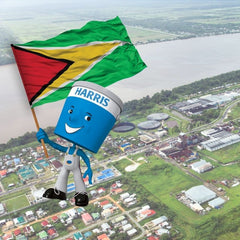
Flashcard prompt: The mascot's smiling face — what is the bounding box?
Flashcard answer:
[54,84,119,153]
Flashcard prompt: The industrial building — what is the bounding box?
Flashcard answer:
[137,120,161,130]
[147,113,169,121]
[112,122,135,132]
[185,185,216,204]
[200,128,240,151]
[171,91,240,116]
[200,92,240,105]
[191,159,213,173]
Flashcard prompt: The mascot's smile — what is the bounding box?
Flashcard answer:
[65,123,83,134]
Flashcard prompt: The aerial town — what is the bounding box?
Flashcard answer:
[1,85,240,240]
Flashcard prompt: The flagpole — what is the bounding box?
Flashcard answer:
[31,108,49,158]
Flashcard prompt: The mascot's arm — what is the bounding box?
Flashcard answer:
[78,149,93,184]
[36,128,68,153]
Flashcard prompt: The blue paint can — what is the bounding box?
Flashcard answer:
[54,81,123,153]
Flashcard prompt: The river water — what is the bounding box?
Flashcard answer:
[1,33,240,142]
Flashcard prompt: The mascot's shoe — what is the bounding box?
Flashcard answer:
[74,192,89,206]
[43,188,66,200]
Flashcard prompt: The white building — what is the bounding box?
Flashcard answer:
[122,223,132,232]
[0,203,5,215]
[127,228,137,236]
[191,160,213,173]
[120,192,130,200]
[185,185,216,204]
[32,188,46,203]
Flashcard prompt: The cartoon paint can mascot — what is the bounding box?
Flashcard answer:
[37,81,123,206]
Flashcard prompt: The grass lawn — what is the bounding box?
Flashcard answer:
[3,194,30,212]
[1,173,21,190]
[200,142,240,163]
[125,155,240,239]
[197,164,240,182]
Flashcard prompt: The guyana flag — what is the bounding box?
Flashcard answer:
[11,16,146,108]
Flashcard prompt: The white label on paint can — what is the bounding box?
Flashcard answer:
[69,86,121,118]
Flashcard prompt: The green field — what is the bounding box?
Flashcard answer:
[1,173,21,190]
[201,142,240,164]
[3,194,30,212]
[117,154,240,239]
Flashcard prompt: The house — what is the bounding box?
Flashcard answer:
[101,222,111,232]
[76,207,85,215]
[97,233,110,240]
[2,233,13,240]
[47,228,58,239]
[67,208,77,219]
[25,210,35,221]
[15,235,27,240]
[120,192,130,200]
[122,223,132,232]
[51,160,62,171]
[90,190,98,198]
[59,200,67,208]
[103,204,113,210]
[100,200,109,208]
[98,187,106,195]
[82,213,93,225]
[32,188,46,203]
[23,225,35,237]
[111,188,123,195]
[13,216,26,226]
[41,220,50,228]
[36,208,47,218]
[13,229,21,237]
[51,215,59,223]
[101,208,113,218]
[73,232,84,240]
[155,228,169,236]
[0,203,5,214]
[127,228,137,237]
[84,231,92,238]
[0,170,7,178]
[147,236,159,240]
[38,231,48,240]
[91,212,100,221]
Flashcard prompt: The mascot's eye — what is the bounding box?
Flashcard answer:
[85,115,91,121]
[68,109,73,114]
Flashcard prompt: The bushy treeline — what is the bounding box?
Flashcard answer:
[2,69,240,151]
[0,127,55,153]
[123,69,240,115]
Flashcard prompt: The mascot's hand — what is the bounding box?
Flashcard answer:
[83,168,93,184]
[36,128,50,143]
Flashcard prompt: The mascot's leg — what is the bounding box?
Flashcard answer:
[72,168,89,206]
[43,167,69,200]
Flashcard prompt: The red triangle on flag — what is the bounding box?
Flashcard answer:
[11,45,72,105]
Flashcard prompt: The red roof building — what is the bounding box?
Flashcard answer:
[2,233,13,240]
[98,187,106,194]
[147,236,159,240]
[0,170,7,177]
[100,200,109,207]
[51,215,59,222]
[13,229,21,236]
[41,220,49,227]
[97,234,110,240]
[111,188,123,194]
[81,213,93,225]
[48,228,58,238]
[51,160,62,170]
